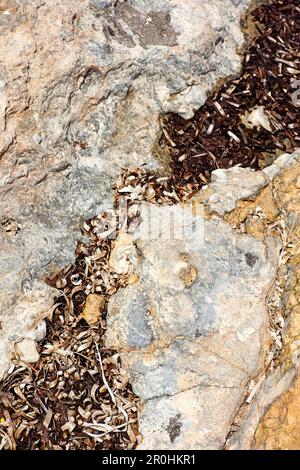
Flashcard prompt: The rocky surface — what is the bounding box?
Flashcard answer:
[104,202,279,449]
[104,150,300,449]
[226,150,300,450]
[1,0,300,452]
[198,151,300,216]
[0,0,251,378]
[253,374,300,450]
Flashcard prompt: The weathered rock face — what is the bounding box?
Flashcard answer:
[254,374,300,450]
[0,0,251,377]
[2,0,299,452]
[104,202,279,449]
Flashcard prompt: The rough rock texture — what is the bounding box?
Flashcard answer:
[2,0,300,451]
[224,151,300,450]
[103,151,300,449]
[198,151,300,216]
[254,374,300,450]
[0,0,251,378]
[226,367,297,449]
[104,202,279,449]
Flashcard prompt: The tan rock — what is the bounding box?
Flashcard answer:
[109,233,136,275]
[82,294,105,326]
[254,374,300,450]
[253,159,300,449]
[127,273,139,285]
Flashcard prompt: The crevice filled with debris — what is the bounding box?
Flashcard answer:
[0,0,299,450]
[160,0,299,191]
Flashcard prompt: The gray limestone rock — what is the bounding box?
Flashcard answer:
[104,203,280,448]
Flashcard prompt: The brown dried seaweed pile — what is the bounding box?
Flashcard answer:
[0,0,299,451]
[160,0,300,191]
[0,221,140,450]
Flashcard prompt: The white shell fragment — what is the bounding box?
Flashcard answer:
[241,106,272,132]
